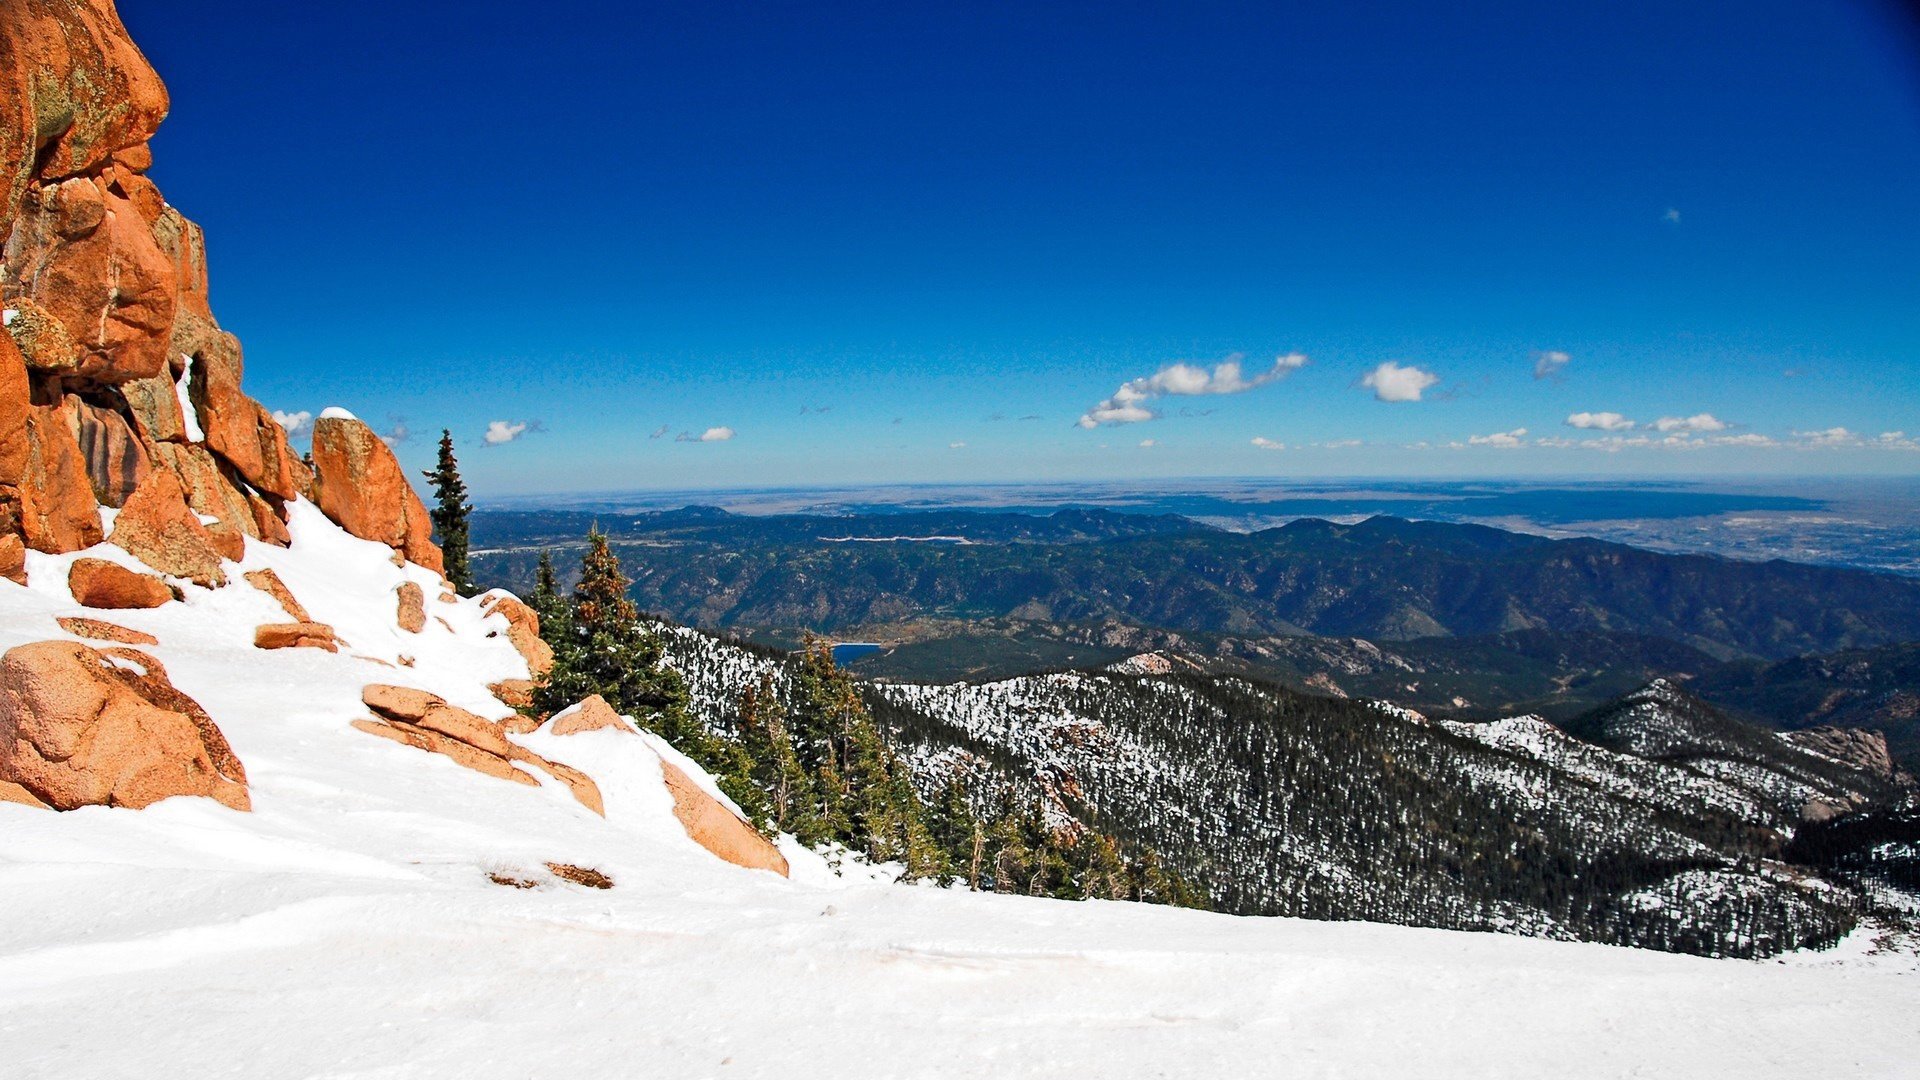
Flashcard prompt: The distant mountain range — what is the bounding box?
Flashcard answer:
[476,509,1920,660]
[473,507,1920,767]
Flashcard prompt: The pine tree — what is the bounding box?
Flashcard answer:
[422,430,473,594]
[530,551,570,637]
[533,530,718,765]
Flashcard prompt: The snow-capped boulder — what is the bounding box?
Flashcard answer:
[309,415,442,573]
[0,640,248,811]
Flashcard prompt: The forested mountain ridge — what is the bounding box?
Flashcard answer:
[474,513,1920,661]
[658,622,1916,959]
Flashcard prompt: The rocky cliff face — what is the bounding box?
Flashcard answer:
[0,0,441,575]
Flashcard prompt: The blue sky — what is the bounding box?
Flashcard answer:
[124,1,1920,493]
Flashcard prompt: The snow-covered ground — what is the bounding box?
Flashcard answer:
[1,504,1915,1079]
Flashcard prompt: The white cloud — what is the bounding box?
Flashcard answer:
[1319,438,1363,449]
[1078,353,1308,427]
[1533,351,1571,380]
[1663,208,1682,224]
[1359,361,1439,403]
[1467,427,1528,448]
[1877,431,1920,452]
[1793,427,1859,448]
[1250,436,1286,451]
[271,409,312,434]
[1565,411,1634,431]
[1651,413,1727,433]
[483,420,528,445]
[1138,439,1156,448]
[948,441,967,449]
[699,427,736,442]
[649,424,669,439]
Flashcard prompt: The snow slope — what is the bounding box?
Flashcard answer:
[0,506,1916,1079]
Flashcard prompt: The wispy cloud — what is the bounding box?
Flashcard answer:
[1359,361,1439,403]
[382,417,412,446]
[1566,411,1634,431]
[1078,353,1308,428]
[1662,207,1682,224]
[948,441,967,449]
[1533,350,1571,381]
[1250,436,1286,451]
[1318,438,1363,449]
[649,424,669,439]
[1138,439,1156,448]
[1467,427,1528,448]
[1792,427,1858,447]
[1651,413,1727,433]
[675,426,735,443]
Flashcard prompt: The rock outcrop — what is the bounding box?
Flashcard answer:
[0,0,442,575]
[243,568,311,622]
[542,694,788,876]
[357,684,602,814]
[0,640,248,811]
[481,592,552,677]
[107,469,228,587]
[657,758,790,877]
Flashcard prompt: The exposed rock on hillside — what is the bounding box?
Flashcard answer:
[310,415,442,574]
[0,0,442,575]
[68,556,171,608]
[0,639,248,810]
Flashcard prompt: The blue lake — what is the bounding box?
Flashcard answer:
[831,642,886,665]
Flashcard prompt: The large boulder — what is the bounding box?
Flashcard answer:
[0,640,248,811]
[68,556,171,609]
[107,468,227,587]
[309,415,442,573]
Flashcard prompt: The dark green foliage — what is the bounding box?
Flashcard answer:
[532,532,726,774]
[421,430,473,594]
